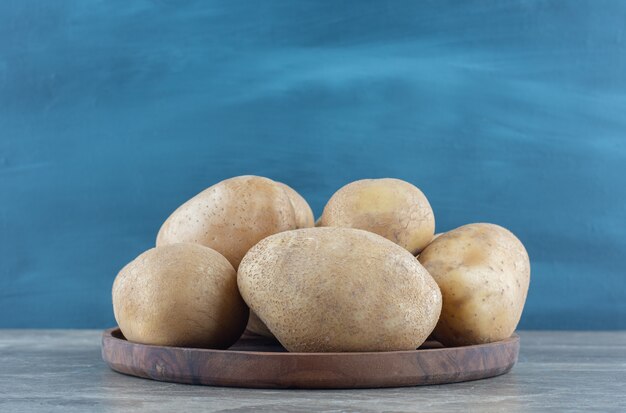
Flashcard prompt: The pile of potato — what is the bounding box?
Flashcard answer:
[112,175,530,351]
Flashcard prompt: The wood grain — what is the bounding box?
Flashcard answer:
[101,328,519,389]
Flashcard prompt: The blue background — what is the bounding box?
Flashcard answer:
[1,1,624,329]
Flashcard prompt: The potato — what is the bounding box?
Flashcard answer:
[276,182,314,229]
[112,243,248,348]
[238,227,442,352]
[319,178,435,254]
[244,183,315,338]
[157,175,297,269]
[416,233,443,259]
[418,223,530,346]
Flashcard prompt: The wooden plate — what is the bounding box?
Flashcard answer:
[101,328,518,389]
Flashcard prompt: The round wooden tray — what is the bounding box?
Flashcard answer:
[102,328,519,389]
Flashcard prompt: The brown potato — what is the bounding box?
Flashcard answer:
[416,233,444,259]
[418,223,530,346]
[156,175,296,269]
[238,227,442,352]
[112,243,248,348]
[276,182,315,229]
[319,178,435,254]
[244,183,314,338]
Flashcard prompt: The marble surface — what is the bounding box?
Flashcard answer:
[0,330,624,412]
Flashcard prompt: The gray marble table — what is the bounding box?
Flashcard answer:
[0,330,624,412]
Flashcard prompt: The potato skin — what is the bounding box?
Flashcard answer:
[276,182,315,229]
[319,178,435,254]
[243,182,314,338]
[112,243,248,348]
[157,175,297,269]
[418,223,530,346]
[416,233,443,259]
[237,227,442,352]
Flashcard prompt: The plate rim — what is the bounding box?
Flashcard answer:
[102,327,519,356]
[102,327,520,389]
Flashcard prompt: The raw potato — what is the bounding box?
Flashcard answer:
[157,175,297,269]
[112,243,248,348]
[418,223,530,346]
[416,233,443,259]
[319,178,435,254]
[238,227,442,352]
[245,183,313,337]
[276,182,315,229]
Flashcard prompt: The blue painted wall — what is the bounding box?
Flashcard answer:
[1,1,625,329]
